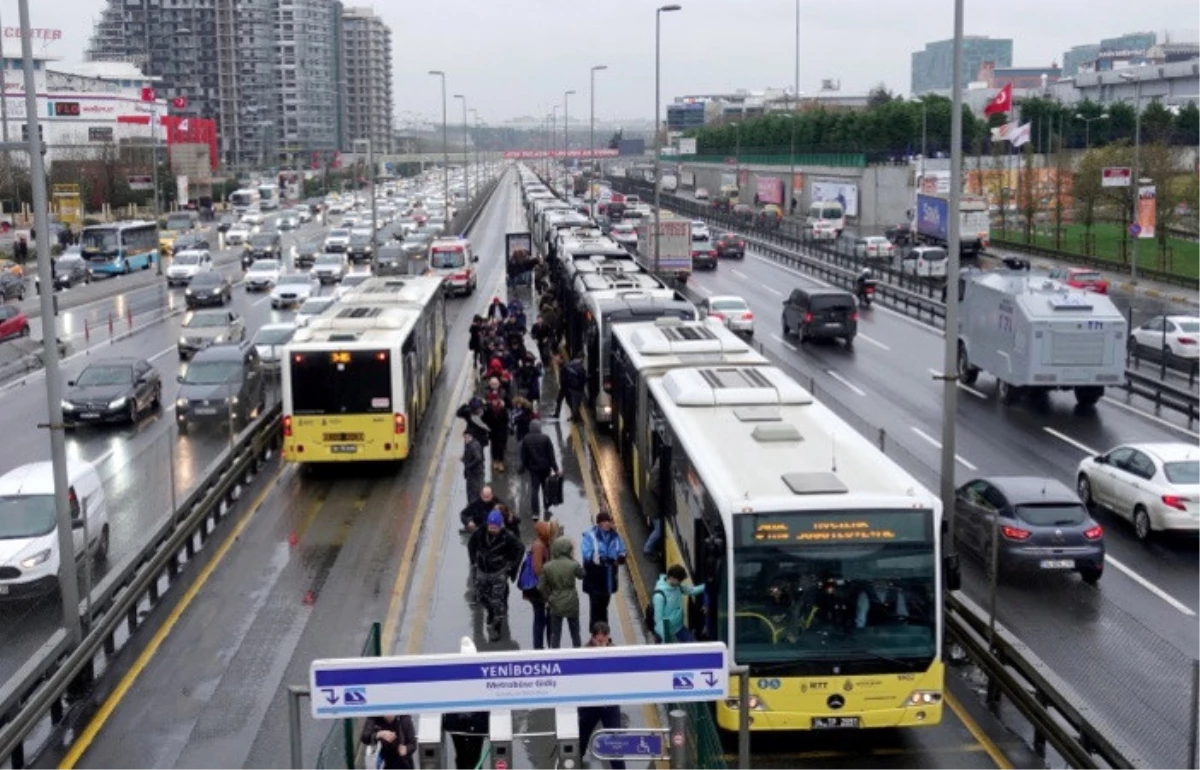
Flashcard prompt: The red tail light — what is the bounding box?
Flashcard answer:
[803,312,813,323]
[850,311,859,322]
[711,312,725,320]
[1001,525,1031,540]
[865,285,875,295]
[1162,494,1189,511]
[737,240,745,247]
[1177,337,1197,346]
[691,251,700,257]
[1084,525,1103,540]
[742,312,754,320]
[283,415,293,437]
[394,413,407,434]
[707,251,717,257]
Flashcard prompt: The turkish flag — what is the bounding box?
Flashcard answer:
[983,83,1012,117]
[140,87,156,102]
[172,96,187,110]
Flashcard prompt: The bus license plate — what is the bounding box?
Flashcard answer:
[812,717,859,729]
[194,407,217,415]
[1039,559,1075,569]
[331,444,358,454]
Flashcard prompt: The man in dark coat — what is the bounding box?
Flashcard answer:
[468,510,524,641]
[518,419,559,520]
[360,714,417,769]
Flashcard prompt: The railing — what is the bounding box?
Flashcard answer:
[990,236,1198,291]
[314,622,382,769]
[0,405,283,769]
[1123,370,1200,428]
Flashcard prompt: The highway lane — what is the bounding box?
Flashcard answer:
[688,249,1199,768]
[57,171,509,769]
[0,219,335,684]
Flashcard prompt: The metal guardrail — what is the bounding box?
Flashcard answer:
[0,404,283,769]
[990,237,1198,291]
[946,592,1143,768]
[1123,370,1200,428]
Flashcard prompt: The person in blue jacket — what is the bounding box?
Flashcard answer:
[653,564,705,643]
[581,511,627,628]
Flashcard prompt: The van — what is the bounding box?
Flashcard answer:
[0,460,109,598]
[175,341,266,433]
[781,287,857,347]
[902,246,948,278]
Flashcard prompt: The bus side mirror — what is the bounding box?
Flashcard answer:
[943,553,962,592]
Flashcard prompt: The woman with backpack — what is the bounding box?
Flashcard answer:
[519,520,560,649]
[650,564,705,643]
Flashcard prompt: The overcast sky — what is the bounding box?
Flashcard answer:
[13,0,1200,125]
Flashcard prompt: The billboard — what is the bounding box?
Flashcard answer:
[616,138,646,156]
[1102,167,1132,187]
[502,149,619,159]
[681,170,695,187]
[1137,185,1156,239]
[918,170,951,195]
[678,138,697,155]
[810,181,859,217]
[756,177,784,205]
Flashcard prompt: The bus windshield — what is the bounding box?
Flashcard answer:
[728,510,936,675]
[289,350,393,415]
[81,229,119,255]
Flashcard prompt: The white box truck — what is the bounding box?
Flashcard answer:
[956,270,1127,407]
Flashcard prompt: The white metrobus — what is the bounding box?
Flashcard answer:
[616,361,953,733]
[338,275,447,376]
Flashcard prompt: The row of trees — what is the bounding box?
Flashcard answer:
[683,90,1200,160]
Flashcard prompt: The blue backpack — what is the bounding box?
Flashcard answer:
[516,546,538,591]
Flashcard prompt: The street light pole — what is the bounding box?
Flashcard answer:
[590,65,607,175]
[1121,69,1144,282]
[551,104,559,185]
[470,108,480,201]
[788,0,798,213]
[454,94,469,202]
[428,70,449,215]
[653,4,682,277]
[1074,112,1109,150]
[563,89,576,170]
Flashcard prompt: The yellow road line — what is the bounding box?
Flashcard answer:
[946,690,1012,769]
[729,741,992,762]
[60,463,294,769]
[403,457,459,656]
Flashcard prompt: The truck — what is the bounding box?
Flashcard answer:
[956,268,1127,408]
[914,193,989,258]
[661,174,678,192]
[635,217,692,282]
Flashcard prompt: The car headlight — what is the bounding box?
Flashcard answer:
[61,400,74,411]
[21,548,52,569]
[108,397,127,410]
[213,335,225,344]
[185,289,193,295]
[179,336,187,345]
[176,398,188,409]
[227,395,239,405]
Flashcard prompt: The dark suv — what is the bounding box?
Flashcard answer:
[243,232,283,269]
[175,342,265,434]
[715,232,745,259]
[781,287,857,347]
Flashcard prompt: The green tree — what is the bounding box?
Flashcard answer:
[607,129,623,150]
[1174,102,1200,147]
[866,84,895,109]
[1073,143,1131,247]
[1140,100,1175,144]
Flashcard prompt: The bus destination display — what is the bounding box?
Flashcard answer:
[739,511,929,545]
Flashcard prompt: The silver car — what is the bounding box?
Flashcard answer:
[311,254,349,284]
[699,295,754,336]
[252,323,296,370]
[178,309,246,360]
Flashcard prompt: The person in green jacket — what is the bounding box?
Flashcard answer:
[653,564,705,643]
[537,536,584,648]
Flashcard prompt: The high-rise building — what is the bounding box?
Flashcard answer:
[911,36,1013,94]
[341,7,393,153]
[1062,44,1101,77]
[1061,31,1164,75]
[274,0,344,162]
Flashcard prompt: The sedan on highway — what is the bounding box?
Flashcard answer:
[854,236,896,263]
[244,259,282,292]
[0,305,29,340]
[225,223,252,246]
[294,296,336,328]
[609,222,638,250]
[715,232,745,259]
[184,271,233,308]
[953,476,1104,584]
[312,253,349,284]
[691,220,711,241]
[0,271,25,301]
[1049,267,1109,294]
[324,228,351,253]
[347,229,375,263]
[270,273,319,310]
[252,323,296,370]
[177,309,245,359]
[166,250,213,286]
[1077,443,1199,541]
[61,357,162,426]
[699,295,754,336]
[690,236,718,271]
[695,187,710,200]
[1128,315,1200,361]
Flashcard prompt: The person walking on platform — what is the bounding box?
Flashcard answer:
[652,565,705,643]
[460,485,504,534]
[461,431,486,506]
[510,396,535,444]
[538,536,585,648]
[496,502,521,539]
[360,714,417,769]
[554,355,587,422]
[531,314,554,367]
[482,388,511,473]
[468,510,524,641]
[455,398,491,448]
[581,511,627,628]
[518,419,559,520]
[486,296,507,322]
[578,622,627,770]
[522,520,560,649]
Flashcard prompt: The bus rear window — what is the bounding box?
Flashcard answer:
[290,351,393,415]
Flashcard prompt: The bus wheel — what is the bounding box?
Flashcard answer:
[124,263,132,275]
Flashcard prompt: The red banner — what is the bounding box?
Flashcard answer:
[502,149,619,159]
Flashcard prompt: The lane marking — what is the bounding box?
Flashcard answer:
[928,368,987,400]
[825,370,866,397]
[1040,426,1098,456]
[1105,556,1196,617]
[768,332,798,353]
[730,268,748,280]
[149,345,177,362]
[945,690,1014,769]
[859,333,891,350]
[763,285,782,296]
[1101,396,1200,439]
[59,463,292,769]
[693,284,711,297]
[909,426,978,471]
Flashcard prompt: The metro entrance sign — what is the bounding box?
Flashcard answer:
[310,643,728,719]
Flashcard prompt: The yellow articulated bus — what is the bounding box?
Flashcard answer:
[338,276,447,378]
[282,291,445,463]
[610,342,958,733]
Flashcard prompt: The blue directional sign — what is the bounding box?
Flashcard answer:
[1129,223,1141,237]
[590,729,668,761]
[309,642,728,719]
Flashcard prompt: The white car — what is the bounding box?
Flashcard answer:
[810,221,839,241]
[294,207,313,223]
[334,272,372,299]
[700,295,754,336]
[311,253,349,284]
[342,215,361,229]
[225,224,252,246]
[270,272,319,309]
[1129,315,1200,361]
[901,246,948,278]
[854,236,896,262]
[166,249,214,286]
[1077,442,1199,541]
[691,220,710,241]
[324,228,352,253]
[294,296,337,328]
[252,322,296,368]
[241,210,265,227]
[244,259,282,292]
[609,223,638,249]
[695,187,710,200]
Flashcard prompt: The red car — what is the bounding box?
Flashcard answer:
[0,304,29,340]
[1050,267,1109,294]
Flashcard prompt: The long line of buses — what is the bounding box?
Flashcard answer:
[273,165,960,737]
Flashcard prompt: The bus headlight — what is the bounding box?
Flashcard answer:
[724,694,767,711]
[904,690,942,707]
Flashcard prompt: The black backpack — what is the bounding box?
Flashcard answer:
[643,589,666,634]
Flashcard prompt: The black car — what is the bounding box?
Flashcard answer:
[715,232,745,259]
[0,271,25,301]
[781,287,857,346]
[346,232,374,263]
[173,232,212,253]
[185,271,234,308]
[953,476,1105,584]
[243,232,283,268]
[885,222,913,246]
[372,244,407,276]
[61,357,162,426]
[175,342,265,434]
[295,237,324,269]
[216,215,237,233]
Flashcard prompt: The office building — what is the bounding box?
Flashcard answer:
[274,0,345,162]
[342,7,393,153]
[911,36,1012,94]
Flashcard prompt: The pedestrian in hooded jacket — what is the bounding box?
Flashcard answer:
[523,520,560,649]
[360,714,417,769]
[581,511,627,628]
[461,431,485,506]
[537,536,584,648]
[652,564,706,643]
[468,510,524,641]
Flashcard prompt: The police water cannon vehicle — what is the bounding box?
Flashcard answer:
[956,269,1127,407]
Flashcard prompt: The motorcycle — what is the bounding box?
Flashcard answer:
[856,279,877,307]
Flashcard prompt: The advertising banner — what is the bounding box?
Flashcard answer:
[1102,167,1132,187]
[681,170,695,187]
[1136,185,1156,239]
[810,181,859,217]
[176,175,189,207]
[127,174,154,191]
[755,177,784,205]
[502,149,619,159]
[918,170,951,195]
[792,173,804,195]
[720,172,737,189]
[678,138,697,155]
[737,169,749,189]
